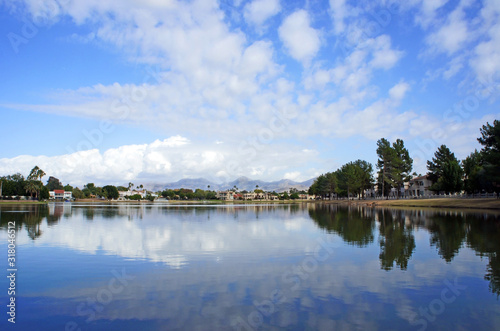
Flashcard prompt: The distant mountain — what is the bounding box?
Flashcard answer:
[149,176,315,193]
[150,178,219,192]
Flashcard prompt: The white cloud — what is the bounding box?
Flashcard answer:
[369,35,403,69]
[243,0,281,28]
[329,0,348,34]
[414,0,449,28]
[283,171,301,181]
[471,21,500,82]
[389,81,410,101]
[0,136,322,186]
[278,10,321,65]
[423,0,477,57]
[4,0,500,183]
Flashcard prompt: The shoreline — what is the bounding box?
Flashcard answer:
[1,197,499,210]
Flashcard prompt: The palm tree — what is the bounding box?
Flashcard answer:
[24,180,38,199]
[36,168,46,182]
[26,166,45,199]
[28,166,40,180]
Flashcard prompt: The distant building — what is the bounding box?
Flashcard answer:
[408,175,434,197]
[49,190,72,200]
[216,191,234,200]
[118,190,147,200]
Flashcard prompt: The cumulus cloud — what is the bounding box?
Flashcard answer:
[278,10,321,65]
[0,136,322,186]
[413,0,449,28]
[425,7,469,55]
[389,81,410,101]
[243,0,281,28]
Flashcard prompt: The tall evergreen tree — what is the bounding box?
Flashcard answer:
[338,162,362,199]
[427,145,463,194]
[376,138,395,198]
[462,150,484,194]
[478,120,500,194]
[391,139,413,198]
[376,138,413,198]
[354,159,374,199]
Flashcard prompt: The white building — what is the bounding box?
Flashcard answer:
[216,191,234,200]
[408,175,434,197]
[118,190,147,200]
[49,190,72,200]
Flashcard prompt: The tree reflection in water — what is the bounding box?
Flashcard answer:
[308,204,500,297]
[376,209,415,271]
[1,203,499,298]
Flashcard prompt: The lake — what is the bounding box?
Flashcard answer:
[0,203,499,330]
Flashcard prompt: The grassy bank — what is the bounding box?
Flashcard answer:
[324,198,500,210]
[3,198,498,210]
[0,200,47,205]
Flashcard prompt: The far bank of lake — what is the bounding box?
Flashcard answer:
[2,197,500,210]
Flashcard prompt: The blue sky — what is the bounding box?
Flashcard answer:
[1,0,499,187]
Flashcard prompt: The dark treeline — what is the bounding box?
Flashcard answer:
[309,120,500,198]
[161,188,217,200]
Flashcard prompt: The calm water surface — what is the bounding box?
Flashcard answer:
[0,203,499,330]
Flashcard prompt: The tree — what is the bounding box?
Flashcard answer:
[309,174,328,199]
[28,166,46,182]
[26,166,46,199]
[103,185,119,199]
[194,189,206,200]
[463,150,484,195]
[376,138,396,198]
[326,172,340,200]
[391,139,413,198]
[40,186,50,200]
[376,138,413,198]
[72,187,84,199]
[353,160,374,199]
[24,180,39,199]
[338,162,362,199]
[46,176,63,191]
[427,145,463,194]
[128,194,142,200]
[478,120,500,194]
[63,184,73,192]
[85,183,96,195]
[82,187,91,198]
[0,173,26,196]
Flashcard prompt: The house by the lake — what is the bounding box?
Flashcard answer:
[49,190,73,200]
